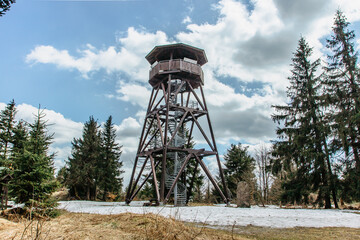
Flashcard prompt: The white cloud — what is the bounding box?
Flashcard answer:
[26,27,170,81]
[15,103,83,145]
[0,102,83,172]
[182,16,192,24]
[114,117,142,172]
[114,82,151,107]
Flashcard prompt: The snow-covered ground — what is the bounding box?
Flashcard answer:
[58,201,360,228]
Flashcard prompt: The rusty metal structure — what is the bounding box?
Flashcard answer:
[125,43,230,206]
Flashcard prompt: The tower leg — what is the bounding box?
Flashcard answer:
[200,85,230,203]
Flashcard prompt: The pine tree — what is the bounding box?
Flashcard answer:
[324,10,360,201]
[0,100,17,209]
[11,108,57,206]
[222,143,255,198]
[98,116,123,200]
[11,121,28,155]
[56,166,67,187]
[66,116,101,200]
[272,37,338,208]
[0,100,16,167]
[65,138,83,199]
[0,0,16,17]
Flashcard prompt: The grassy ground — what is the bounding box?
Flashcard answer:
[1,211,360,240]
[0,211,247,240]
[207,225,360,240]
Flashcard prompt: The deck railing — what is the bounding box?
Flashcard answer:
[149,59,203,84]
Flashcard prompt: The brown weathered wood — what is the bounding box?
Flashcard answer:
[168,110,188,145]
[188,83,205,110]
[150,95,164,113]
[173,80,185,99]
[150,155,161,203]
[139,116,156,152]
[200,85,230,202]
[186,90,191,108]
[186,160,199,204]
[164,153,192,203]
[141,121,165,152]
[128,156,149,199]
[127,43,229,205]
[130,159,161,202]
[161,82,167,103]
[156,113,164,146]
[187,120,195,147]
[149,86,160,111]
[126,87,156,203]
[160,74,171,202]
[189,111,215,151]
[194,154,227,203]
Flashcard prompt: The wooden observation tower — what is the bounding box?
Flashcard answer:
[125,43,230,206]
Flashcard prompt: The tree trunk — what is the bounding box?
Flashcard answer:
[323,170,331,209]
[324,139,339,208]
[74,187,80,200]
[86,186,90,200]
[350,136,360,200]
[103,187,108,201]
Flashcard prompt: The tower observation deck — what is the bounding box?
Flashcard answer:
[146,43,206,88]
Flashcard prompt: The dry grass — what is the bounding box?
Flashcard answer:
[187,202,215,207]
[1,211,360,240]
[0,211,247,240]
[227,225,360,240]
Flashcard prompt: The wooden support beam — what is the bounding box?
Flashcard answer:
[128,156,149,199]
[150,155,161,203]
[130,159,161,202]
[164,153,192,203]
[200,85,230,202]
[189,112,215,151]
[168,110,188,145]
[156,113,165,146]
[188,84,205,110]
[186,160,199,204]
[194,154,227,203]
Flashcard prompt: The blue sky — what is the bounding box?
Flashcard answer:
[1,0,360,185]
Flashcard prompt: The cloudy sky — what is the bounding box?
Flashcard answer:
[1,0,359,185]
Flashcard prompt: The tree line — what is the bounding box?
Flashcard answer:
[203,10,360,208]
[269,10,360,208]
[0,101,124,209]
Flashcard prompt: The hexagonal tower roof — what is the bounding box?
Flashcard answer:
[145,43,208,66]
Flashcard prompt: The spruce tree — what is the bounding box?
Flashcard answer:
[11,108,57,206]
[272,37,337,208]
[0,0,16,17]
[222,143,255,198]
[0,100,17,209]
[65,138,83,199]
[0,100,16,166]
[98,116,123,200]
[11,121,28,155]
[66,116,101,200]
[324,10,360,200]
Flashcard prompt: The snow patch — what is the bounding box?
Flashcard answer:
[57,201,360,228]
